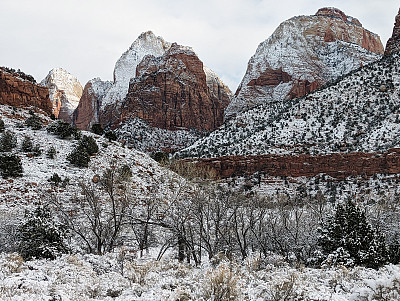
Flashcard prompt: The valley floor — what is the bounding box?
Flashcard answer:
[0,251,399,300]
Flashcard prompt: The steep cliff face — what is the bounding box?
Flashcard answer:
[187,149,400,179]
[73,31,231,152]
[121,43,229,132]
[41,68,83,122]
[73,78,112,130]
[385,9,400,56]
[227,7,384,118]
[0,68,52,115]
[73,31,172,130]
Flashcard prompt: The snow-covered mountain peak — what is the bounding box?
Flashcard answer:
[113,31,171,85]
[41,68,83,122]
[226,8,383,118]
[99,31,172,110]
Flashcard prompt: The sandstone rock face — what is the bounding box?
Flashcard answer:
[203,66,231,109]
[73,31,231,152]
[385,9,400,56]
[188,149,400,179]
[100,31,172,112]
[41,68,83,122]
[73,78,112,130]
[0,68,52,115]
[227,7,384,118]
[73,31,172,130]
[121,43,229,132]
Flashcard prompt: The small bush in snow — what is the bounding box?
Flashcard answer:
[67,136,99,168]
[0,119,4,132]
[67,145,90,167]
[104,130,117,142]
[91,123,104,136]
[17,204,69,260]
[0,153,23,178]
[0,130,17,152]
[202,263,240,301]
[48,173,62,186]
[79,135,99,156]
[25,113,43,130]
[46,146,57,159]
[21,135,33,152]
[47,120,78,139]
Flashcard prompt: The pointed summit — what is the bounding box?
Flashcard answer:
[385,9,400,56]
[41,68,83,122]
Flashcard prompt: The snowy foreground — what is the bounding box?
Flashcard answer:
[0,251,399,301]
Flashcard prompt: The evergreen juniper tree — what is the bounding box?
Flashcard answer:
[317,199,388,269]
[17,205,68,260]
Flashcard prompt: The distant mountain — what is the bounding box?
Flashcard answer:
[41,68,83,122]
[179,49,400,158]
[226,7,384,118]
[73,31,231,152]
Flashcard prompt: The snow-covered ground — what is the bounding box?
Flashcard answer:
[0,251,399,300]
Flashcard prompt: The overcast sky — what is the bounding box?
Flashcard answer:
[1,0,399,91]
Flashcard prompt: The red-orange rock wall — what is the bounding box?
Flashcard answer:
[121,45,227,132]
[0,70,52,115]
[187,149,400,179]
[385,9,400,56]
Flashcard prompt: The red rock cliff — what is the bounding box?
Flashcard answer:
[385,9,400,56]
[120,43,228,132]
[187,149,400,179]
[0,69,52,115]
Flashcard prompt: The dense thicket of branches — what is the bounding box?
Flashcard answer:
[7,161,400,269]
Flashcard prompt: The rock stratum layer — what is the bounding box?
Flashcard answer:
[0,68,52,115]
[41,68,83,123]
[188,149,400,179]
[385,8,400,56]
[120,43,229,131]
[227,7,384,118]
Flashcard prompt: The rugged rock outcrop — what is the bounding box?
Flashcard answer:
[73,78,112,130]
[41,68,83,122]
[385,9,400,56]
[120,43,229,132]
[227,7,384,118]
[73,31,172,130]
[0,68,52,115]
[73,31,231,152]
[188,149,400,179]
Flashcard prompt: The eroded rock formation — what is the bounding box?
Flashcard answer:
[227,7,384,118]
[385,9,400,56]
[41,68,83,123]
[0,68,52,115]
[188,149,400,179]
[121,43,229,132]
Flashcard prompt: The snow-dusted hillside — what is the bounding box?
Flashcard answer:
[179,52,400,158]
[0,105,178,206]
[226,8,383,118]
